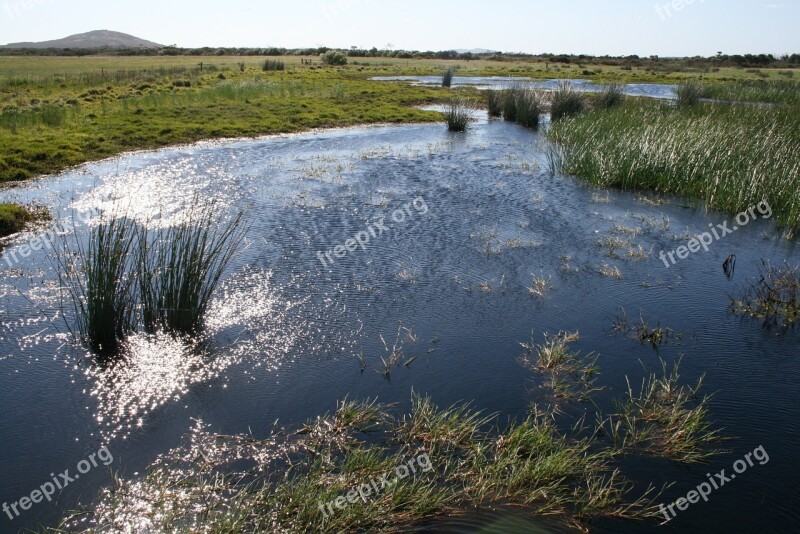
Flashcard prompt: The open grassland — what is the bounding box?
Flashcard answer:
[1,56,798,184]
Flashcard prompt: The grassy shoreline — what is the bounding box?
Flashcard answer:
[548,98,800,229]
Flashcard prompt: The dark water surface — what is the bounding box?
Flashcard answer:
[1,114,798,533]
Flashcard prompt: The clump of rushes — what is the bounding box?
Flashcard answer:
[442,67,454,88]
[140,205,245,336]
[731,260,799,328]
[58,216,139,356]
[675,80,703,108]
[444,96,474,132]
[551,82,586,120]
[496,86,544,127]
[601,360,723,463]
[595,83,625,109]
[486,90,503,117]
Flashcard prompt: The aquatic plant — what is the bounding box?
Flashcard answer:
[497,85,544,128]
[603,360,723,463]
[60,394,663,533]
[444,95,474,132]
[58,216,139,356]
[139,206,245,336]
[595,83,625,109]
[442,67,454,88]
[520,331,601,402]
[548,100,800,228]
[550,82,586,120]
[675,80,703,108]
[486,90,503,117]
[731,260,800,328]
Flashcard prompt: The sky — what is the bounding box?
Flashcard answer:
[0,0,798,57]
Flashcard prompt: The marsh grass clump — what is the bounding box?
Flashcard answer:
[486,90,503,117]
[62,392,665,533]
[731,260,800,328]
[442,67,454,88]
[547,100,800,227]
[550,82,586,120]
[496,86,544,127]
[140,206,245,336]
[521,331,601,402]
[58,216,139,356]
[444,96,475,132]
[57,205,245,355]
[261,59,285,71]
[611,308,679,348]
[675,80,703,108]
[602,360,723,463]
[595,83,625,109]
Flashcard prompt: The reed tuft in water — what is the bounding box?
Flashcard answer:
[58,216,139,356]
[140,206,245,336]
[550,82,586,121]
[442,67,454,88]
[731,260,800,328]
[444,96,475,132]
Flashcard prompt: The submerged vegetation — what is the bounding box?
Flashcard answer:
[52,331,724,532]
[732,261,800,328]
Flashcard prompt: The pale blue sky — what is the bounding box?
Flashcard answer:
[1,0,797,56]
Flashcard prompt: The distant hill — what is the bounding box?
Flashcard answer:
[2,30,162,49]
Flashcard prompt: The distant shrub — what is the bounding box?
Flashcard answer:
[320,51,348,66]
[442,67,454,88]
[261,60,285,71]
[551,82,586,120]
[172,80,191,88]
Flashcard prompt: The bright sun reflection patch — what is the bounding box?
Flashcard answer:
[87,269,305,440]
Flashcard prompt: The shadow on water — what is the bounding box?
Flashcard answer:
[0,111,799,532]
